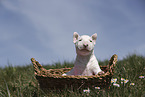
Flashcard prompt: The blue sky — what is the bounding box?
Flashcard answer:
[0,0,145,67]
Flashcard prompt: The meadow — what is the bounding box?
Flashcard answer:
[0,54,145,97]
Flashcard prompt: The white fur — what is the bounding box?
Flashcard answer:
[63,32,102,76]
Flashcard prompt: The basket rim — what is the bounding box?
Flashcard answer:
[31,54,118,79]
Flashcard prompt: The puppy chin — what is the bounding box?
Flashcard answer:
[80,49,90,52]
[76,48,92,56]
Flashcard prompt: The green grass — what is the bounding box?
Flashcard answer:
[0,54,145,97]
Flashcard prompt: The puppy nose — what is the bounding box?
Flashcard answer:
[83,44,88,48]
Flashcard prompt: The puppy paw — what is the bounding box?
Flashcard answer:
[98,71,105,75]
[62,73,67,76]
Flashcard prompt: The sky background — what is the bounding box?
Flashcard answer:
[0,0,145,67]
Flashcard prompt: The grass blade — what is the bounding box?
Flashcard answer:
[4,79,11,97]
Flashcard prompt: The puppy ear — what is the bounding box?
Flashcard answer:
[91,33,97,41]
[91,33,97,44]
[73,32,79,43]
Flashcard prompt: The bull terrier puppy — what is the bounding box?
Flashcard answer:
[63,32,104,76]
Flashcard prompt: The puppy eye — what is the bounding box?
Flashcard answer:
[90,40,92,42]
[79,39,82,41]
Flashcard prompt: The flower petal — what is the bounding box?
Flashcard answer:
[113,83,120,87]
[130,83,135,86]
[139,76,144,79]
[95,87,100,89]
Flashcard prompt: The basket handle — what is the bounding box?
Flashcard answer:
[31,58,47,75]
[108,54,118,67]
[107,54,118,74]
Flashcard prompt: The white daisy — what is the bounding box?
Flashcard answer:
[130,83,135,86]
[83,88,90,93]
[95,87,100,89]
[113,83,120,87]
[139,76,144,79]
[121,78,125,81]
[121,79,129,84]
[111,78,117,83]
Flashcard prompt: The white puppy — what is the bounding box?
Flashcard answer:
[63,32,103,76]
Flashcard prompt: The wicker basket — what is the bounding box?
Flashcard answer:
[31,54,117,90]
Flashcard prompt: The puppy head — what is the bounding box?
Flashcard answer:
[73,32,97,56]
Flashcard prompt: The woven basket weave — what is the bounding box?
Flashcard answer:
[31,54,117,90]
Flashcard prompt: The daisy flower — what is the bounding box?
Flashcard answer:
[83,88,90,93]
[139,76,144,79]
[113,83,120,87]
[121,78,125,81]
[111,78,117,83]
[130,83,135,86]
[121,79,129,84]
[95,87,100,89]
